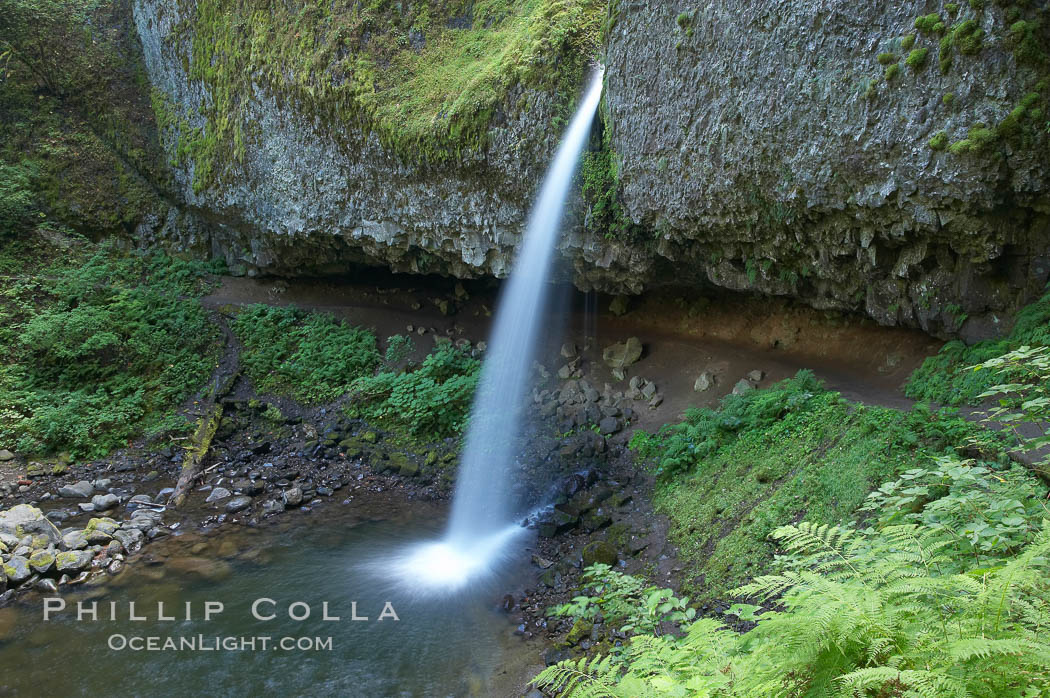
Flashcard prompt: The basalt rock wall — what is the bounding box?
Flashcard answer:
[134,0,1050,339]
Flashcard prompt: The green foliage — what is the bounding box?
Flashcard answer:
[347,344,480,439]
[973,344,1050,474]
[951,19,984,55]
[232,304,380,404]
[172,0,605,189]
[536,508,1050,696]
[901,33,916,50]
[632,373,987,598]
[948,122,998,153]
[383,334,415,367]
[549,564,696,636]
[905,289,1050,405]
[876,52,897,65]
[884,62,900,81]
[0,239,221,458]
[0,161,38,237]
[579,120,641,242]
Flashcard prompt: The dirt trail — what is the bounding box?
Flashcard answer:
[204,273,943,433]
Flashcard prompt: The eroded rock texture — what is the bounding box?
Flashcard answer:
[134,0,1050,339]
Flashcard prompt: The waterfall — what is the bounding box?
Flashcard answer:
[390,69,605,593]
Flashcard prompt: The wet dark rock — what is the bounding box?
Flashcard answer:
[598,416,621,435]
[206,487,231,503]
[282,487,304,507]
[35,578,58,593]
[581,541,618,568]
[225,496,252,513]
[543,648,571,666]
[114,528,144,553]
[537,509,578,538]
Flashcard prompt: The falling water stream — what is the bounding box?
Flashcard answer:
[392,68,606,593]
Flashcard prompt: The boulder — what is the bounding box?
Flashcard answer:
[598,416,621,435]
[91,493,119,511]
[83,517,120,543]
[0,450,14,462]
[581,541,618,568]
[732,379,754,396]
[747,369,765,383]
[56,550,93,572]
[28,550,55,574]
[2,555,31,584]
[560,342,578,359]
[602,337,643,370]
[62,530,89,550]
[0,504,61,545]
[58,481,93,499]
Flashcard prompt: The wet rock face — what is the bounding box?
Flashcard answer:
[133,0,1049,338]
[602,1,1050,338]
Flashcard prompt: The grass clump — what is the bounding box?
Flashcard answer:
[877,52,897,65]
[914,13,944,35]
[347,344,480,439]
[900,33,916,50]
[928,129,949,150]
[232,305,380,404]
[884,63,900,81]
[948,122,997,153]
[0,236,223,459]
[630,371,986,598]
[905,289,1050,405]
[951,19,984,55]
[906,47,929,70]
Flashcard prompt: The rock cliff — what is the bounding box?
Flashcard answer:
[133,0,1050,339]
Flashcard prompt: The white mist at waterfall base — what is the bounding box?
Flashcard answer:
[383,69,605,595]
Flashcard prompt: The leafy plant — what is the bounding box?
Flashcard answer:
[232,304,381,404]
[536,517,1050,697]
[0,240,221,458]
[972,344,1050,474]
[906,289,1050,405]
[347,344,480,439]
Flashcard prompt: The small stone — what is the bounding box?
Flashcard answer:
[58,481,93,499]
[560,342,578,359]
[261,499,285,516]
[747,369,765,383]
[113,527,144,553]
[0,450,14,462]
[91,493,119,511]
[205,487,231,503]
[225,496,252,513]
[598,417,621,435]
[78,503,96,513]
[35,578,58,593]
[694,371,715,392]
[640,381,657,399]
[732,379,754,396]
[282,487,303,507]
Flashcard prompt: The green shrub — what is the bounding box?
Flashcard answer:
[884,63,900,81]
[348,345,480,439]
[914,13,944,35]
[0,242,221,458]
[877,52,897,65]
[901,33,916,50]
[952,19,984,55]
[928,129,949,150]
[232,304,380,404]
